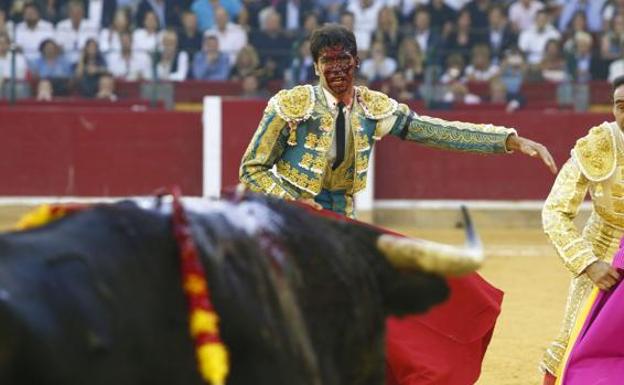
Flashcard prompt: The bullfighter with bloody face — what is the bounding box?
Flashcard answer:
[240,24,557,218]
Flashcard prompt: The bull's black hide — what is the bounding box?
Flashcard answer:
[0,196,448,385]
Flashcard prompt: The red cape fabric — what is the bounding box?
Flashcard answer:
[299,205,504,385]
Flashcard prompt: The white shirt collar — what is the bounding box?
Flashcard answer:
[321,86,354,111]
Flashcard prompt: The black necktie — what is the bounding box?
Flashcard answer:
[333,102,345,169]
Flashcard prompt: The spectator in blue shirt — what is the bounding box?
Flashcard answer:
[30,38,72,79]
[192,34,230,80]
[191,0,242,32]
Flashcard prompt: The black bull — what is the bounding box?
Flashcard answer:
[0,196,479,385]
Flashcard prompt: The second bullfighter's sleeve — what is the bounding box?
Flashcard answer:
[239,104,297,199]
[542,158,596,276]
[377,104,517,154]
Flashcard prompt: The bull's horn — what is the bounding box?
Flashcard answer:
[377,206,484,276]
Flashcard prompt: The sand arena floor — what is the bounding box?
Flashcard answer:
[0,207,571,385]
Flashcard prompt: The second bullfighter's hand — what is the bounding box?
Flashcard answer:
[506,135,558,174]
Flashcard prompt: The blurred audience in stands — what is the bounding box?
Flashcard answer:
[229,43,260,80]
[464,44,499,82]
[106,31,152,80]
[565,31,600,82]
[443,80,481,104]
[132,10,162,54]
[380,71,416,101]
[30,38,72,79]
[95,71,117,100]
[360,41,397,81]
[285,38,314,87]
[74,38,107,97]
[35,77,53,100]
[14,2,54,62]
[192,34,229,80]
[249,9,290,80]
[540,38,566,82]
[177,10,202,59]
[99,8,130,55]
[518,9,560,66]
[240,73,268,98]
[396,38,424,82]
[0,32,27,80]
[371,6,403,58]
[155,29,188,81]
[55,0,98,65]
[206,6,247,63]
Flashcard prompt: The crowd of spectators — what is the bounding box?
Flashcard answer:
[0,0,622,106]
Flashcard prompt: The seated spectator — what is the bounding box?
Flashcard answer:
[300,12,320,40]
[439,53,465,84]
[489,77,521,112]
[371,6,403,58]
[155,30,189,81]
[249,10,292,80]
[275,0,316,35]
[0,33,28,81]
[35,0,63,24]
[99,9,131,55]
[320,0,344,23]
[133,10,163,55]
[508,0,544,33]
[347,0,384,52]
[466,0,491,31]
[106,31,152,80]
[285,39,314,87]
[562,10,590,53]
[136,0,180,29]
[409,7,441,66]
[487,5,517,64]
[74,38,107,97]
[518,10,561,66]
[95,72,117,101]
[558,0,603,33]
[601,14,624,64]
[55,0,99,65]
[178,10,202,59]
[443,8,483,65]
[360,41,397,82]
[540,39,566,82]
[609,53,624,82]
[340,10,355,34]
[380,71,416,102]
[0,8,14,39]
[464,44,499,82]
[240,74,269,99]
[84,0,118,29]
[500,48,526,104]
[191,0,243,33]
[443,81,481,104]
[205,6,247,63]
[229,44,260,80]
[426,0,456,38]
[565,31,601,82]
[36,78,53,101]
[192,34,230,80]
[30,38,73,80]
[396,38,424,82]
[14,3,54,62]
[603,0,624,29]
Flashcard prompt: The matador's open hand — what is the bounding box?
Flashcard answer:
[506,135,558,174]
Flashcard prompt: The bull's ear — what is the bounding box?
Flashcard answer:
[376,207,484,276]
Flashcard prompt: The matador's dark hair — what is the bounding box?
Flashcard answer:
[310,24,357,63]
[613,75,624,93]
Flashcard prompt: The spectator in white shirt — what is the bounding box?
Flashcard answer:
[347,0,384,52]
[508,0,544,33]
[55,0,99,65]
[205,6,247,63]
[14,3,54,62]
[106,31,152,80]
[0,32,28,81]
[360,41,397,81]
[154,30,188,81]
[0,9,14,39]
[518,10,561,65]
[99,9,130,55]
[132,10,162,55]
[464,44,500,82]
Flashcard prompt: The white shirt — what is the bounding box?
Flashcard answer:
[347,0,384,51]
[205,22,248,63]
[609,59,624,82]
[87,0,104,28]
[0,51,28,80]
[322,86,352,163]
[508,0,544,31]
[464,64,500,82]
[132,29,163,54]
[106,51,152,80]
[14,20,54,62]
[360,57,397,81]
[99,28,122,54]
[55,19,99,64]
[155,51,189,81]
[518,24,561,64]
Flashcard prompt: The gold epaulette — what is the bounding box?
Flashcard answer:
[269,85,315,123]
[356,86,398,120]
[571,122,617,182]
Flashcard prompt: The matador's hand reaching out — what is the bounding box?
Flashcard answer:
[506,135,558,174]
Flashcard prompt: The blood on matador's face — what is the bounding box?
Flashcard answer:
[316,45,358,98]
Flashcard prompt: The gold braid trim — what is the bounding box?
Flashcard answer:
[571,122,617,182]
[270,85,315,123]
[356,86,398,120]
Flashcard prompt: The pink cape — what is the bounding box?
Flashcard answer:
[562,240,624,385]
[300,205,504,385]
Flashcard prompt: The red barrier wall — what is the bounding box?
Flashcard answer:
[219,100,611,200]
[0,107,202,196]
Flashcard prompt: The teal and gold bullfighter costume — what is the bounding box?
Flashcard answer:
[240,84,516,218]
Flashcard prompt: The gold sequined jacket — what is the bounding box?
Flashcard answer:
[239,84,517,201]
[543,122,624,275]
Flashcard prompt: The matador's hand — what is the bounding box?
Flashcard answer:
[506,135,557,174]
[298,198,323,210]
[584,260,620,291]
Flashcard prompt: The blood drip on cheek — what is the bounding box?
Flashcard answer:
[320,48,356,96]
